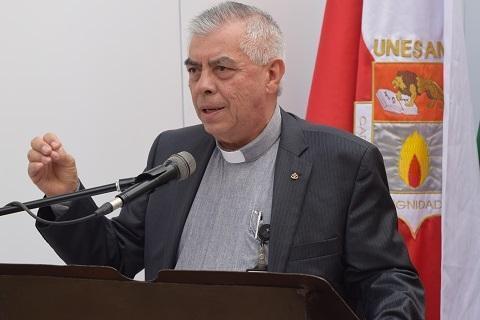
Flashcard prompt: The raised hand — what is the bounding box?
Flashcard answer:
[28,133,79,197]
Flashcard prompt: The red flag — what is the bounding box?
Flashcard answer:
[306,0,363,132]
[307,1,441,319]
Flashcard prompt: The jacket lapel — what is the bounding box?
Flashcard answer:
[269,110,312,272]
[161,129,216,267]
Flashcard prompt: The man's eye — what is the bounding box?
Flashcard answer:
[187,67,197,73]
[216,66,228,71]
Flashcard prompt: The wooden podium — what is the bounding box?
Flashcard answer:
[0,264,359,320]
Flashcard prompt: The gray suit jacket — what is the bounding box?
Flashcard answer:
[37,110,424,319]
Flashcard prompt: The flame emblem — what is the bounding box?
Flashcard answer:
[398,131,430,188]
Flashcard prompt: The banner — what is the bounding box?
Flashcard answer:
[307,1,444,319]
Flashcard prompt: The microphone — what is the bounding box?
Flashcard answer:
[94,151,196,216]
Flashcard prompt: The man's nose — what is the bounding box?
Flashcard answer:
[197,69,216,95]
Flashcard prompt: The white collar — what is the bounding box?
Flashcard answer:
[217,106,282,164]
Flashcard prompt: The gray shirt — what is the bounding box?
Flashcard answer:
[175,106,281,271]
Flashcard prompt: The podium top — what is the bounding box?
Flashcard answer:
[0,263,359,320]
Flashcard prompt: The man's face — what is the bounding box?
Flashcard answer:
[186,21,278,150]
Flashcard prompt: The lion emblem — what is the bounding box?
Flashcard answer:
[392,71,444,109]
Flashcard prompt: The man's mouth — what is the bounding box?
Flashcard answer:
[202,107,225,114]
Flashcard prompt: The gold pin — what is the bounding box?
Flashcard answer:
[290,172,299,180]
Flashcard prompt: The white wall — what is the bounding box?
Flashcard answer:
[0,0,325,277]
[0,0,184,265]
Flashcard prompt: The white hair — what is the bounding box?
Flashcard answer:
[189,1,285,65]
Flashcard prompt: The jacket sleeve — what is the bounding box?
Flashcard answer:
[36,134,163,279]
[343,145,425,320]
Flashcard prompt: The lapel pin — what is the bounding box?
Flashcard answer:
[290,172,299,180]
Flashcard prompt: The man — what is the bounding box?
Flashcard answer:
[28,2,424,319]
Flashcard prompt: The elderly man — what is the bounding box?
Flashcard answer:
[29,2,424,319]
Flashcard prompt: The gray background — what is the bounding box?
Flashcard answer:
[0,0,325,279]
[0,0,478,280]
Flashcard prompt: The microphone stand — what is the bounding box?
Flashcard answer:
[0,178,137,217]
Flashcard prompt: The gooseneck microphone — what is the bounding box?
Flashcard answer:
[94,151,196,216]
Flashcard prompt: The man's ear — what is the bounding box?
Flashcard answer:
[265,58,285,94]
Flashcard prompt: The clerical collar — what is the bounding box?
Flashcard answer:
[217,106,281,164]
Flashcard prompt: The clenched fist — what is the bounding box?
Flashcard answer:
[28,133,79,197]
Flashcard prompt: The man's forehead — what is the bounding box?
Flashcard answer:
[187,22,245,55]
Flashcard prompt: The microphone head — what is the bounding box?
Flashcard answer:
[168,151,196,180]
